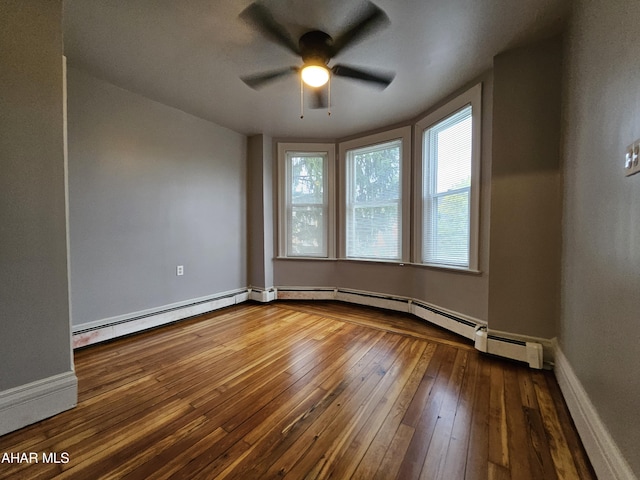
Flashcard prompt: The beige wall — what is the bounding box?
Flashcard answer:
[247,134,274,289]
[488,36,563,338]
[561,0,640,474]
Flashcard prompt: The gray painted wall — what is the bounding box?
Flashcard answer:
[488,37,563,339]
[562,0,640,474]
[0,0,74,390]
[67,67,247,327]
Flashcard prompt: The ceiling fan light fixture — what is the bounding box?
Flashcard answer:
[301,65,330,87]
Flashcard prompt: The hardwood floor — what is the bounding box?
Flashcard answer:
[0,301,595,479]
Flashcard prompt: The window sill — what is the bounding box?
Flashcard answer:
[338,257,406,266]
[276,256,338,261]
[417,262,482,274]
[274,256,482,274]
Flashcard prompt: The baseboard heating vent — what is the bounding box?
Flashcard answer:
[412,301,479,341]
[248,287,277,303]
[473,330,543,369]
[276,287,482,341]
[335,290,411,313]
[276,287,337,301]
[413,301,477,328]
[475,326,488,352]
[274,286,547,369]
[72,289,250,349]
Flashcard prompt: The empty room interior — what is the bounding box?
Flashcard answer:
[1,0,639,478]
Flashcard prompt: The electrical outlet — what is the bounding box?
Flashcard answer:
[176,265,184,276]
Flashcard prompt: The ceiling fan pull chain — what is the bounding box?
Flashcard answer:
[300,75,304,119]
[328,75,331,116]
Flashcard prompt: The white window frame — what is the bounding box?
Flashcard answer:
[414,84,482,271]
[277,142,335,258]
[339,126,411,262]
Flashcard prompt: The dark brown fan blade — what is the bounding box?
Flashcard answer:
[331,1,389,57]
[332,64,394,88]
[310,88,328,109]
[240,2,300,56]
[241,67,297,89]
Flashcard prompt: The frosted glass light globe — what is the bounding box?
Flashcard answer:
[301,65,329,87]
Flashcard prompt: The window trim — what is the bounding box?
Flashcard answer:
[277,142,336,259]
[413,84,482,271]
[338,126,411,262]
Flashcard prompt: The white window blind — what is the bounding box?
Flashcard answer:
[423,105,473,267]
[286,152,327,257]
[346,139,402,260]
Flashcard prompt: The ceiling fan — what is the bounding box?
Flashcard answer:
[239,1,395,112]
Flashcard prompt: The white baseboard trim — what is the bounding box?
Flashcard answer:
[275,286,547,369]
[0,371,78,437]
[72,289,250,349]
[554,347,637,480]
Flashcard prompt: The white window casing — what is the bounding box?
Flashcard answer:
[414,84,482,271]
[339,126,411,262]
[277,142,335,258]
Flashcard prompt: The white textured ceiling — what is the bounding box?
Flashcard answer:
[63,0,569,139]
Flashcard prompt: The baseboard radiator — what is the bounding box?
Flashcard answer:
[72,285,545,369]
[72,288,252,349]
[277,287,545,369]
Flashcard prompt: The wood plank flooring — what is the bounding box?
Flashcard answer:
[0,301,595,479]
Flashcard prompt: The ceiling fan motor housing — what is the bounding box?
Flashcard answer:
[299,30,333,66]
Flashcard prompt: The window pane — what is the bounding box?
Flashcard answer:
[284,151,328,257]
[290,205,325,256]
[423,105,473,267]
[290,155,324,204]
[424,190,469,265]
[346,140,401,259]
[431,113,472,193]
[348,204,399,259]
